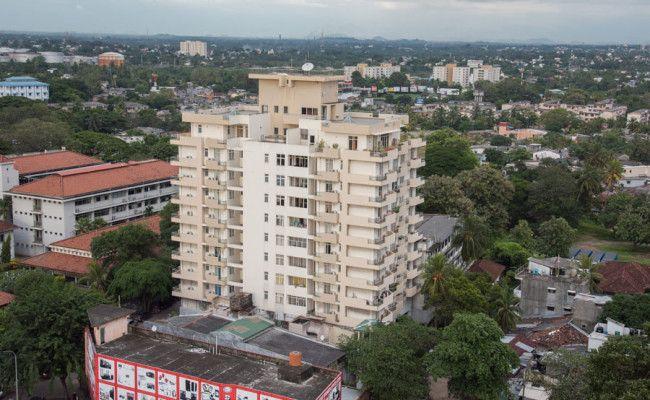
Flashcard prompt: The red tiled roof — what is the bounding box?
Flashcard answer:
[50,215,161,252]
[4,150,102,175]
[21,252,92,277]
[0,291,15,307]
[9,160,178,198]
[526,323,587,350]
[598,261,650,294]
[469,259,506,282]
[0,220,13,233]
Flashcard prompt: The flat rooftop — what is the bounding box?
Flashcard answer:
[249,73,344,82]
[248,328,345,367]
[97,334,337,400]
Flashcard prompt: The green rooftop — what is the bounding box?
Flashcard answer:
[219,316,273,340]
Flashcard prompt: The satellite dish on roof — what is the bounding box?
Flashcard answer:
[302,62,314,73]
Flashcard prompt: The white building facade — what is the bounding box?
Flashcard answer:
[0,76,49,100]
[180,41,208,57]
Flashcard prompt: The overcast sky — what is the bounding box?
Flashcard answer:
[3,0,648,44]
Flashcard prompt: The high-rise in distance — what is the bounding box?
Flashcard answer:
[171,73,426,341]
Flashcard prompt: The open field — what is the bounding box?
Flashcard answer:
[575,220,650,264]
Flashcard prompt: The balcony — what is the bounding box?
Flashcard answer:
[312,191,339,203]
[314,292,338,304]
[204,215,227,229]
[408,159,425,169]
[408,177,424,187]
[313,232,338,243]
[405,284,421,297]
[313,272,339,284]
[227,179,243,189]
[227,217,243,228]
[203,178,223,190]
[314,253,338,264]
[171,155,200,168]
[314,170,339,181]
[309,145,340,159]
[227,159,243,169]
[315,212,338,224]
[204,158,227,171]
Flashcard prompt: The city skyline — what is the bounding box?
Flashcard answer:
[2,0,649,44]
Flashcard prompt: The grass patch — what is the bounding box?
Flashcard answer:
[576,218,614,240]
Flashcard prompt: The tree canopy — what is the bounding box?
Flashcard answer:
[91,223,159,268]
[107,259,172,313]
[422,129,478,177]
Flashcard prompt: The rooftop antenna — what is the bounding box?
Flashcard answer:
[302,62,314,75]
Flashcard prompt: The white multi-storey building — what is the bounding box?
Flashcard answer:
[0,76,49,100]
[432,63,501,87]
[7,160,177,256]
[179,41,208,57]
[344,63,401,81]
[172,73,426,340]
[452,66,471,87]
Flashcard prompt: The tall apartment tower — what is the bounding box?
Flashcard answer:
[171,73,426,340]
[179,41,208,57]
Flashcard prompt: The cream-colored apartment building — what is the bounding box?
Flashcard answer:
[171,73,426,340]
[179,40,208,57]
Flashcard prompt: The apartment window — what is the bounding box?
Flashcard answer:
[264,213,268,222]
[567,290,576,296]
[289,177,308,188]
[264,193,269,203]
[276,215,284,226]
[288,276,306,287]
[274,127,279,135]
[301,107,318,116]
[276,274,284,285]
[264,153,269,163]
[289,155,308,168]
[198,124,203,133]
[276,235,285,246]
[264,252,268,261]
[287,295,306,307]
[276,175,285,186]
[262,105,268,112]
[348,136,358,150]
[275,293,284,304]
[264,233,269,242]
[276,154,285,166]
[276,195,285,206]
[274,105,279,113]
[289,217,306,228]
[264,291,269,300]
[99,327,106,344]
[264,272,269,280]
[548,287,557,294]
[289,197,308,208]
[283,106,288,114]
[546,306,555,311]
[288,236,307,248]
[288,256,307,268]
[264,174,269,183]
[275,254,284,266]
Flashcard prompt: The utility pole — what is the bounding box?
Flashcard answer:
[1,350,18,400]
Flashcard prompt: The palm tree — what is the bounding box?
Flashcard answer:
[0,197,11,220]
[603,159,624,191]
[577,254,603,293]
[452,214,491,263]
[577,167,604,209]
[82,261,110,293]
[492,287,521,333]
[422,253,451,302]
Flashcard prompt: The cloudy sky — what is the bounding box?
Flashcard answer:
[3,0,648,44]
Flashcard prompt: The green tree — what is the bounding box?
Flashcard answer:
[422,253,451,301]
[427,313,518,400]
[545,350,591,400]
[107,259,172,313]
[536,217,577,257]
[613,204,650,246]
[489,135,512,147]
[586,336,650,399]
[490,241,530,270]
[484,148,508,168]
[351,70,365,87]
[527,164,581,224]
[91,224,159,268]
[159,202,179,249]
[0,271,104,397]
[577,255,603,293]
[576,166,604,210]
[599,192,635,228]
[0,235,11,264]
[81,261,111,293]
[492,287,521,333]
[75,217,108,234]
[600,293,650,329]
[422,129,478,177]
[510,220,535,250]
[1,118,71,153]
[453,214,492,262]
[341,317,436,400]
[428,268,489,327]
[540,108,578,132]
[458,165,514,230]
[419,175,474,216]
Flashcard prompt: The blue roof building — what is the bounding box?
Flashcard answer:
[0,76,49,100]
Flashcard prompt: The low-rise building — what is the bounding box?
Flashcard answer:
[416,214,462,266]
[597,261,650,295]
[619,163,649,188]
[627,109,650,124]
[517,257,589,318]
[572,293,612,332]
[0,150,102,187]
[21,215,161,281]
[84,307,343,400]
[588,318,636,351]
[0,76,49,101]
[469,260,506,283]
[7,160,177,256]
